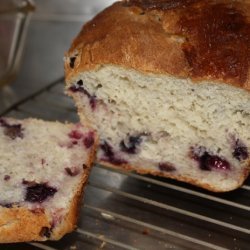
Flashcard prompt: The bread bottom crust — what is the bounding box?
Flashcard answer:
[98,160,249,192]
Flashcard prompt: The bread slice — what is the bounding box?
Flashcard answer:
[64,0,250,192]
[0,117,97,243]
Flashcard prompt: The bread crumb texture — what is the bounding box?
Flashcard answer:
[0,118,96,242]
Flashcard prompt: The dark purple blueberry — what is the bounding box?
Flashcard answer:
[69,80,91,97]
[4,175,10,181]
[158,163,176,172]
[100,141,114,159]
[65,167,80,177]
[233,139,248,161]
[25,183,57,203]
[191,147,230,171]
[39,227,51,238]
[68,130,83,140]
[69,57,76,68]
[69,81,98,110]
[199,152,223,171]
[100,141,127,165]
[83,132,95,148]
[120,135,143,154]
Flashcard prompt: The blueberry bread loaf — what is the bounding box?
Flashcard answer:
[0,117,97,243]
[65,0,250,192]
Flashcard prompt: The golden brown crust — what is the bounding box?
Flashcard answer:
[0,207,50,243]
[98,160,250,193]
[65,0,250,90]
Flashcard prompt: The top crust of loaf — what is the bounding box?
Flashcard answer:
[65,0,250,91]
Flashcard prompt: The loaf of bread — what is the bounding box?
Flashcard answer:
[0,117,96,243]
[65,0,250,192]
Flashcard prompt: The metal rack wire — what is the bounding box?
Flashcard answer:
[1,78,250,250]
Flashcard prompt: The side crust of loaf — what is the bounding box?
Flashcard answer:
[65,0,250,91]
[0,119,98,243]
[98,160,249,193]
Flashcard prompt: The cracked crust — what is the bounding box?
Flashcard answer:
[65,0,250,90]
[0,125,98,243]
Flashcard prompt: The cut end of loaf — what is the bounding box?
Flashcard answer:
[0,118,97,242]
[66,65,250,192]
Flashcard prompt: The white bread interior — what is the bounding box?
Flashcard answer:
[67,65,250,192]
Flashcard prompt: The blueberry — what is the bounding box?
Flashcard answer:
[233,139,248,161]
[191,146,230,171]
[69,130,94,148]
[25,183,57,203]
[68,130,83,140]
[69,81,83,93]
[199,152,230,171]
[120,135,142,154]
[100,141,114,159]
[100,141,127,165]
[158,163,176,172]
[69,81,98,110]
[69,80,91,97]
[83,132,95,148]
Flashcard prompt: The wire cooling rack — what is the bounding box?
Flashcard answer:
[1,78,250,250]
